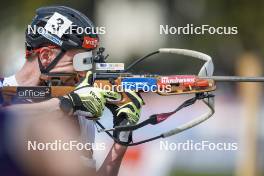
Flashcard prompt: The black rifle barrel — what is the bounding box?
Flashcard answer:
[200,76,264,82]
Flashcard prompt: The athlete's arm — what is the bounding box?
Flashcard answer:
[97,91,143,176]
[2,98,63,117]
[97,143,127,176]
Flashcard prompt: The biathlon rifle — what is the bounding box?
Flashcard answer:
[1,48,264,146]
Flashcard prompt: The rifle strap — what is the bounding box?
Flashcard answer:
[95,93,215,146]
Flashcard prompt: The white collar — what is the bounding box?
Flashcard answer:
[3,75,18,86]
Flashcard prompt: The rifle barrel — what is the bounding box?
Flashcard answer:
[200,76,264,82]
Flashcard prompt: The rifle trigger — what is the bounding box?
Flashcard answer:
[109,78,115,85]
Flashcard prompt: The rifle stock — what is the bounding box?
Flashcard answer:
[1,75,216,106]
[0,82,134,107]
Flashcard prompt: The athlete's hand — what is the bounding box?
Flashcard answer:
[113,91,144,144]
[59,72,121,118]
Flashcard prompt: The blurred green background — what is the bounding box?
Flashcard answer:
[1,0,264,76]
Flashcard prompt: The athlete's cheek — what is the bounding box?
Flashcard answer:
[49,65,75,74]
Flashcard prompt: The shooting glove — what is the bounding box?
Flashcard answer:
[59,71,121,118]
[113,91,144,144]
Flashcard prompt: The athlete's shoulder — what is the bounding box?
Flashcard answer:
[0,77,4,105]
[0,77,4,87]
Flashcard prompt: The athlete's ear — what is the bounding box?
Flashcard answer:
[78,71,86,77]
[39,47,53,67]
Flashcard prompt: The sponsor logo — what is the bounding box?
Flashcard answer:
[160,75,196,84]
[122,78,157,91]
[90,91,102,104]
[96,63,124,71]
[82,36,99,49]
[39,28,63,46]
[17,87,51,99]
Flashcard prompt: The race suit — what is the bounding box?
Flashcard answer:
[0,75,96,168]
